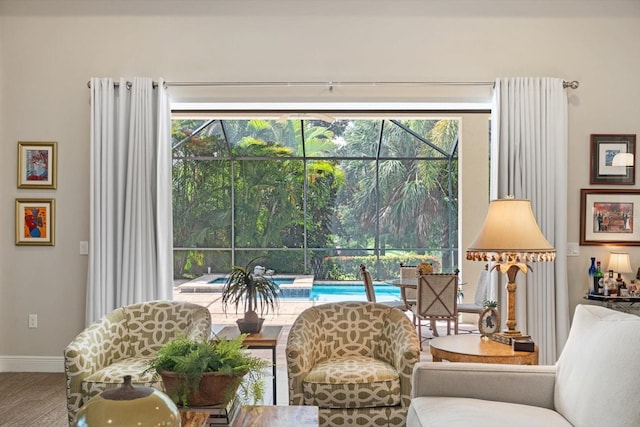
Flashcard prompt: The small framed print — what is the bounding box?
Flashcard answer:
[580,188,640,245]
[17,141,57,189]
[15,198,55,246]
[590,134,636,185]
[478,307,500,337]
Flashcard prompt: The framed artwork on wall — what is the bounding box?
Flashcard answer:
[17,141,57,189]
[15,198,55,246]
[589,134,636,185]
[580,189,640,246]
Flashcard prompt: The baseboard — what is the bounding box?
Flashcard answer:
[0,355,64,372]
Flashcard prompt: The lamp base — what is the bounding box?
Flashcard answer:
[490,331,530,345]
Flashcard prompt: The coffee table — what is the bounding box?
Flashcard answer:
[430,334,539,365]
[216,325,283,404]
[232,405,319,427]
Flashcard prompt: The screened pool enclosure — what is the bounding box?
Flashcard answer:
[172,114,459,281]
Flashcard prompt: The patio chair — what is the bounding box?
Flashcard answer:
[360,264,407,310]
[411,272,459,348]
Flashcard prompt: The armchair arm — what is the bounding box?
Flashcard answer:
[286,307,325,405]
[183,304,212,341]
[64,308,128,422]
[412,362,557,410]
[377,308,421,408]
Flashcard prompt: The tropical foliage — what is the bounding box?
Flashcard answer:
[171,116,459,279]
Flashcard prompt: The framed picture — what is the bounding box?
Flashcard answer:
[590,134,636,185]
[17,141,57,189]
[478,307,500,337]
[15,198,55,246]
[580,189,640,246]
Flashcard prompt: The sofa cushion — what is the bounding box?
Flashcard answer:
[302,355,401,408]
[555,305,640,427]
[80,357,159,403]
[407,397,572,427]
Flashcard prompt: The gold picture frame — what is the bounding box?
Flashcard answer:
[17,141,57,189]
[478,307,500,337]
[15,198,55,246]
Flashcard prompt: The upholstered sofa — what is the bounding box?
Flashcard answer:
[64,300,211,424]
[286,301,421,427]
[407,304,640,427]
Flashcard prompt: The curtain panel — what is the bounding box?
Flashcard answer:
[491,77,570,364]
[87,77,173,325]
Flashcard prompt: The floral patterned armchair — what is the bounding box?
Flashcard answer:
[286,301,420,427]
[64,300,211,424]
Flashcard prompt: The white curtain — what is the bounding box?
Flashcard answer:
[86,77,173,325]
[491,77,570,364]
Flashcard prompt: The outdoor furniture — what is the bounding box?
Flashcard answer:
[407,304,640,427]
[360,264,407,310]
[64,300,211,424]
[286,301,420,427]
[457,264,490,318]
[411,273,459,346]
[399,263,418,317]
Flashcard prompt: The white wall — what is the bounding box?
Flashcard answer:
[1,0,640,370]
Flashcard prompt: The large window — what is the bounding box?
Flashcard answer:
[172,114,459,280]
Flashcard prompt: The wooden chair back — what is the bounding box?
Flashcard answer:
[359,264,376,303]
[416,273,458,319]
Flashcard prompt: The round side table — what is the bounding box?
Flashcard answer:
[429,334,538,365]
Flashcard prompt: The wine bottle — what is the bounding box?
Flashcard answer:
[588,257,597,295]
[594,261,604,295]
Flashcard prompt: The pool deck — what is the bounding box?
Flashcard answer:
[177,274,315,293]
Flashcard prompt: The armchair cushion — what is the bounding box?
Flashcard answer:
[303,355,401,408]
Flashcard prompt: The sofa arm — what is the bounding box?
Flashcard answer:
[412,362,557,410]
[377,308,421,407]
[286,307,324,405]
[64,308,128,423]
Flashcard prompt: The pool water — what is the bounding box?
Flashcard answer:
[293,284,401,302]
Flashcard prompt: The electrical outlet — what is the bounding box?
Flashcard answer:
[28,314,38,329]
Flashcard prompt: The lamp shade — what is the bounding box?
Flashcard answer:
[607,251,632,273]
[467,198,556,262]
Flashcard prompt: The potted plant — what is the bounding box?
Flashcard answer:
[145,334,269,407]
[221,257,280,333]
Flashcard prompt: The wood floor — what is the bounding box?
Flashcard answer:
[0,372,68,427]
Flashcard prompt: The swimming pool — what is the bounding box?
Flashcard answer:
[205,277,401,302]
[312,284,400,302]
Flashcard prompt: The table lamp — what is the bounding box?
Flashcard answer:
[607,251,632,285]
[466,197,556,344]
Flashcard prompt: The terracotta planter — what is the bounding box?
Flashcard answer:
[159,370,245,407]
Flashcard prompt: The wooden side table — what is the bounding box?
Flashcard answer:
[216,325,283,404]
[430,334,538,365]
[232,405,319,427]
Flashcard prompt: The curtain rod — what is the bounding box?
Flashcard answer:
[87,79,580,90]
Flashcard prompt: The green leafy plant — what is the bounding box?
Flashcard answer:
[483,300,499,308]
[145,334,269,406]
[221,257,280,323]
